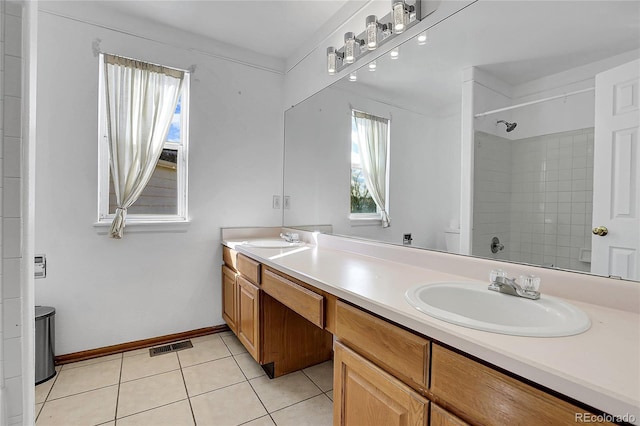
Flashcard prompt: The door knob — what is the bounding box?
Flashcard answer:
[592,226,608,236]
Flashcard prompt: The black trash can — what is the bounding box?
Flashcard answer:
[35,306,56,385]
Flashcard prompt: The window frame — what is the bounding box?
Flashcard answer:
[349,109,391,223]
[96,53,190,225]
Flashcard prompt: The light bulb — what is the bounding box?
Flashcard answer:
[390,47,399,59]
[349,72,357,82]
[366,15,379,50]
[368,60,377,71]
[344,32,357,64]
[327,47,337,75]
[392,0,406,34]
[417,31,427,45]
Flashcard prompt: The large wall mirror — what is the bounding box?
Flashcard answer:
[283,1,640,281]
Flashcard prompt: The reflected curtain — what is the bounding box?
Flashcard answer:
[353,111,391,227]
[103,54,184,239]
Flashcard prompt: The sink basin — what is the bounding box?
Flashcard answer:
[405,282,590,337]
[241,239,305,249]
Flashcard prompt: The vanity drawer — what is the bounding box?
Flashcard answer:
[430,344,612,425]
[262,269,324,328]
[335,301,429,394]
[222,246,238,271]
[237,253,261,284]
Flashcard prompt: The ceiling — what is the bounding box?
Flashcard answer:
[89,0,355,60]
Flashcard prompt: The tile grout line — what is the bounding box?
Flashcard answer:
[176,350,198,425]
[36,365,62,420]
[228,352,276,425]
[113,353,124,425]
[300,368,329,395]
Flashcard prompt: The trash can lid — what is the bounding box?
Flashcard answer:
[35,306,55,319]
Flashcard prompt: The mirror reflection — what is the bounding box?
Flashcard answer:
[283,1,640,281]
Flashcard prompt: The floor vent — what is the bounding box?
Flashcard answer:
[149,340,193,357]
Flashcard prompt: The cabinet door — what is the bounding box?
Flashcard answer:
[334,341,428,426]
[222,266,238,334]
[430,404,468,426]
[237,276,260,362]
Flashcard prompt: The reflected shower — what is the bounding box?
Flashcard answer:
[497,120,517,132]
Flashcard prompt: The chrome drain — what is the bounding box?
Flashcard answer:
[149,340,193,357]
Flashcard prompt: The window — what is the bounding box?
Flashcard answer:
[350,110,391,225]
[351,121,378,215]
[97,54,190,224]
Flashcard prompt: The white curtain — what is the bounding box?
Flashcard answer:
[104,54,184,239]
[353,111,391,227]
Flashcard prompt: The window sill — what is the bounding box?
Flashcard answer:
[349,215,382,227]
[93,219,191,234]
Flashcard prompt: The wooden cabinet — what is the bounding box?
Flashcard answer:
[221,248,332,376]
[335,301,430,395]
[237,276,260,361]
[334,341,429,426]
[221,265,238,334]
[430,344,612,426]
[430,404,469,426]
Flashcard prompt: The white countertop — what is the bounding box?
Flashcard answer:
[223,234,640,423]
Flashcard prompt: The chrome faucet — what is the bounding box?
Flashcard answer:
[280,232,300,243]
[489,275,540,300]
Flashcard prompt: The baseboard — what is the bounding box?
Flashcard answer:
[54,324,230,365]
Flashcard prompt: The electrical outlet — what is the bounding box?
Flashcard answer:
[403,233,413,245]
[284,196,291,209]
[272,195,282,209]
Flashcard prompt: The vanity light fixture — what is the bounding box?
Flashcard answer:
[417,30,428,45]
[392,0,417,34]
[325,0,423,75]
[366,15,391,50]
[390,47,400,59]
[349,71,358,82]
[368,60,377,71]
[327,47,342,75]
[344,32,364,64]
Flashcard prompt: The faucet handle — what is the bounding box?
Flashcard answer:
[489,269,506,283]
[519,274,541,292]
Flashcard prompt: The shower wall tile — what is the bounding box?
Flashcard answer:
[3,95,21,137]
[473,132,512,260]
[476,129,594,272]
[3,14,22,58]
[2,3,26,424]
[4,55,21,97]
[3,136,20,177]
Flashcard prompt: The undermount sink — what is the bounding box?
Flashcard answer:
[405,282,590,337]
[241,239,305,249]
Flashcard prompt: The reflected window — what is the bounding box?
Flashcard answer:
[350,110,390,222]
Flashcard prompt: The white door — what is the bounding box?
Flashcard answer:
[592,59,640,280]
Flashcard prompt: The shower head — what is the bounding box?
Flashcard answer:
[497,120,517,132]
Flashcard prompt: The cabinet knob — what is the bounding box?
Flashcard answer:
[592,226,608,236]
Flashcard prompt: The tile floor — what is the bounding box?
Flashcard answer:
[35,332,334,426]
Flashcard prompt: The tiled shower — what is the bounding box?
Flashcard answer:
[473,128,594,273]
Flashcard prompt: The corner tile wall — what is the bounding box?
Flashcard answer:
[1,1,25,424]
[473,129,594,274]
[509,129,594,272]
[473,131,512,260]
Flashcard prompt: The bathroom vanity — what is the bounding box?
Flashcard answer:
[221,228,639,425]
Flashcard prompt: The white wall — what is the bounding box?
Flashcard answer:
[34,10,284,355]
[284,86,460,250]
